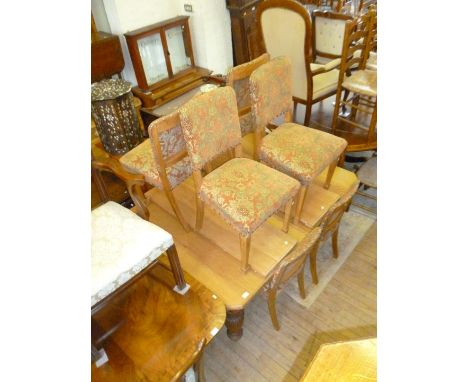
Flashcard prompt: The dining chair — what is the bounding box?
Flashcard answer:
[256,0,342,127]
[264,227,322,330]
[250,56,347,224]
[226,53,270,140]
[179,86,300,272]
[354,155,377,214]
[119,111,193,232]
[331,10,377,153]
[312,10,353,62]
[309,181,359,284]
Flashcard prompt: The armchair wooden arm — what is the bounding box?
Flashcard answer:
[91,158,149,220]
[310,58,342,75]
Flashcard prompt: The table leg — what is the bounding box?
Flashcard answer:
[166,244,187,291]
[226,308,244,341]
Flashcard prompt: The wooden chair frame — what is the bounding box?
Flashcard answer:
[191,145,294,272]
[148,113,192,232]
[250,57,342,223]
[331,10,377,152]
[226,53,270,134]
[91,157,149,220]
[309,181,359,284]
[264,227,322,330]
[256,0,342,127]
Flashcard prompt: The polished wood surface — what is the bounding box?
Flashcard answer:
[92,259,226,382]
[91,32,125,83]
[300,338,376,381]
[225,0,262,65]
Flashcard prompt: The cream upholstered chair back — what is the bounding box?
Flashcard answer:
[257,0,311,101]
[313,11,352,59]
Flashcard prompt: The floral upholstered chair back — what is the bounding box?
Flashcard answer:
[179,86,242,171]
[250,56,293,132]
[226,53,270,136]
[147,111,193,190]
[313,10,352,60]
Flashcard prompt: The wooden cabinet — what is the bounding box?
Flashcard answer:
[124,16,211,108]
[91,32,125,83]
[226,0,263,65]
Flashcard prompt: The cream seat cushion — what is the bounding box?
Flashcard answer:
[91,201,174,306]
[342,69,377,97]
[310,68,339,100]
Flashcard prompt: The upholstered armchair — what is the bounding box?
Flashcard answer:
[250,56,347,224]
[179,86,300,272]
[257,0,342,126]
[119,111,193,232]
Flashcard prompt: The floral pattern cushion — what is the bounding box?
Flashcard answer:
[179,87,242,171]
[259,123,347,186]
[200,157,300,236]
[250,56,293,130]
[91,201,174,306]
[119,139,192,190]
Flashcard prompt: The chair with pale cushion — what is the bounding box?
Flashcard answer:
[257,0,342,126]
[264,227,322,330]
[179,86,300,272]
[119,111,192,232]
[250,56,347,224]
[308,181,359,284]
[331,10,377,153]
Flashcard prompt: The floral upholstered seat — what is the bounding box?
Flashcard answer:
[259,122,347,186]
[200,157,299,236]
[250,56,347,222]
[120,139,192,190]
[179,86,299,271]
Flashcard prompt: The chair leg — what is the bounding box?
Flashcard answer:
[294,185,308,225]
[324,158,338,190]
[239,234,251,272]
[164,188,191,232]
[350,93,360,121]
[166,244,187,291]
[310,244,319,285]
[282,198,293,232]
[297,268,306,299]
[293,101,298,122]
[304,101,312,127]
[332,228,339,259]
[267,289,280,330]
[331,87,342,135]
[195,196,205,231]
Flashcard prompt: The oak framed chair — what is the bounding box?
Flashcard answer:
[264,227,322,330]
[256,0,342,126]
[309,181,359,284]
[119,111,193,232]
[179,86,300,272]
[250,56,347,224]
[331,10,377,153]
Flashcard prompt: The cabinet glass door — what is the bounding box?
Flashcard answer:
[166,25,192,75]
[137,32,169,86]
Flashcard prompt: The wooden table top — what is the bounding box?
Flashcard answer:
[300,338,377,381]
[91,259,226,381]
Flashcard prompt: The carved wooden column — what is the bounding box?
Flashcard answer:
[226,308,245,340]
[226,0,262,65]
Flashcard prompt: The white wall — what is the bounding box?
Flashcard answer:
[98,0,233,85]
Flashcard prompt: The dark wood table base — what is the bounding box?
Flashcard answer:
[226,309,245,341]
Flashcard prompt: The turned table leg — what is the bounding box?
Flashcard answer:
[226,308,244,341]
